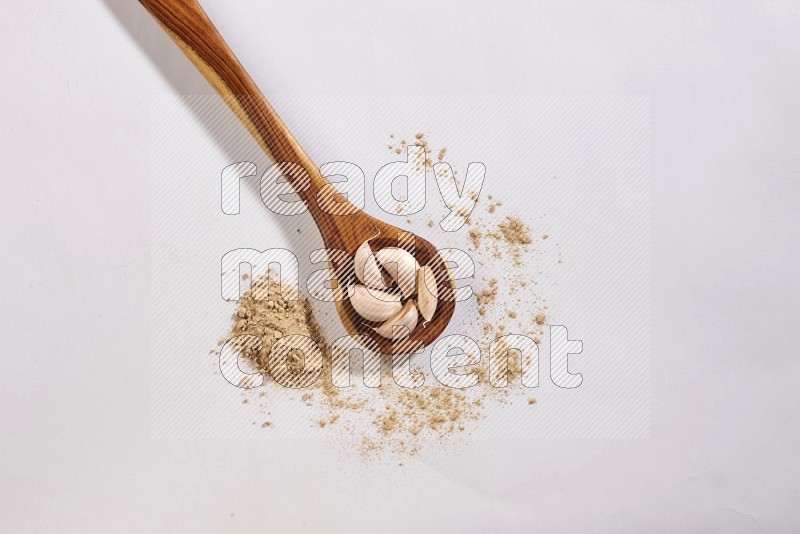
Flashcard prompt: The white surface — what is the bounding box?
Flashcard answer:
[1,0,799,532]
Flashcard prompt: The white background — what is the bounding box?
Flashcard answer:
[1,0,799,532]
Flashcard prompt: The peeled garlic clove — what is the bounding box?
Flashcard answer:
[354,240,386,290]
[372,300,419,340]
[416,265,438,322]
[375,247,420,298]
[349,284,402,322]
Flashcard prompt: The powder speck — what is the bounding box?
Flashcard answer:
[468,228,482,248]
[497,216,532,246]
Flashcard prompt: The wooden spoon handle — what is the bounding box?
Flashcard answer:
[139,0,327,205]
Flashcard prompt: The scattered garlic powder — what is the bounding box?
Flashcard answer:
[218,132,553,458]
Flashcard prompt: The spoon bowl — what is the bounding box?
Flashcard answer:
[334,232,456,355]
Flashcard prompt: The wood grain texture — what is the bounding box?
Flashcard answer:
[138,0,454,353]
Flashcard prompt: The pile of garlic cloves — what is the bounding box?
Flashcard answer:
[349,239,439,341]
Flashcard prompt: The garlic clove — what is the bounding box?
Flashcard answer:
[372,300,419,340]
[374,247,420,298]
[416,265,438,322]
[349,284,402,322]
[353,240,386,290]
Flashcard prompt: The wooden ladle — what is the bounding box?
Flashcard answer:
[139,0,455,354]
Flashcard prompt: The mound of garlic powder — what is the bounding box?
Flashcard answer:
[350,239,439,340]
